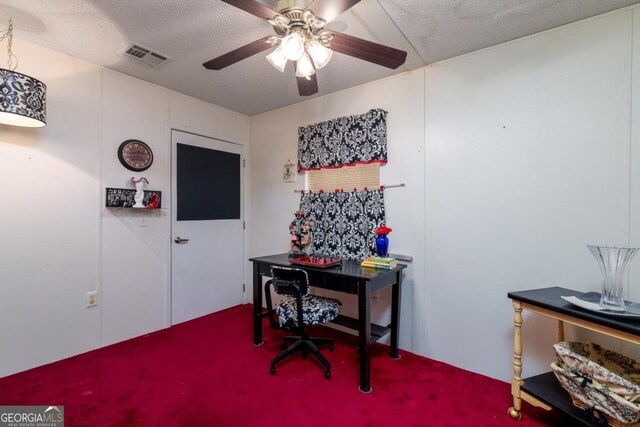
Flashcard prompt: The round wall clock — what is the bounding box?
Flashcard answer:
[118,139,153,172]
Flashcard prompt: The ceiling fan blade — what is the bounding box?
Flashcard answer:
[203,36,273,70]
[297,73,318,96]
[308,0,361,23]
[220,0,279,20]
[331,31,407,69]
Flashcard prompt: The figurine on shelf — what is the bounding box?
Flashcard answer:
[146,194,160,209]
[289,210,313,256]
[131,177,149,208]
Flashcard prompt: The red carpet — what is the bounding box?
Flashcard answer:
[0,305,565,426]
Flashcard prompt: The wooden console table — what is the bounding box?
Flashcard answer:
[507,287,640,425]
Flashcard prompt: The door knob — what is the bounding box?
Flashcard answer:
[174,237,189,244]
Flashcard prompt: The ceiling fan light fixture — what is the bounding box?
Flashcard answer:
[281,31,305,61]
[295,52,315,80]
[307,40,332,70]
[202,0,407,97]
[266,45,287,72]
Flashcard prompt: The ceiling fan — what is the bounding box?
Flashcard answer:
[203,0,407,96]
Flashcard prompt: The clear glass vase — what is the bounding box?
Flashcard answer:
[587,245,639,312]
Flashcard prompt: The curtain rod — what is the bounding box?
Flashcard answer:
[293,183,405,193]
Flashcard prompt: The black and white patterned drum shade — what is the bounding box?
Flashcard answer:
[0,68,46,127]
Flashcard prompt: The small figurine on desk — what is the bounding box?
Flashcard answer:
[131,177,149,208]
[289,210,313,256]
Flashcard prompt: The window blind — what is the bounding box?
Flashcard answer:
[306,163,380,193]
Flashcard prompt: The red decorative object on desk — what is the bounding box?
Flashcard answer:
[288,256,341,268]
[375,225,392,256]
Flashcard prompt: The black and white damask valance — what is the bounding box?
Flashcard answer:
[299,189,386,259]
[298,108,388,171]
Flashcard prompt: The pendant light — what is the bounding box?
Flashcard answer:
[0,20,46,128]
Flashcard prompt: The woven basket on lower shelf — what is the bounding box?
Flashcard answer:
[551,341,640,426]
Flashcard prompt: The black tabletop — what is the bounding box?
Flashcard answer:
[508,287,640,337]
[250,253,406,280]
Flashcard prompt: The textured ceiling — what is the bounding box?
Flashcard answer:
[0,0,638,116]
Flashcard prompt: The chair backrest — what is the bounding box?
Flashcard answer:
[270,266,309,297]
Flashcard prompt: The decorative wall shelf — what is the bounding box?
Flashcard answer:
[105,188,162,209]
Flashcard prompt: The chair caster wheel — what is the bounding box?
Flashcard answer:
[329,344,335,352]
[325,371,331,379]
[270,367,276,375]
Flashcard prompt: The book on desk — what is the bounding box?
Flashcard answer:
[361,256,397,269]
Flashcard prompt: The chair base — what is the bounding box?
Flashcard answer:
[270,335,334,379]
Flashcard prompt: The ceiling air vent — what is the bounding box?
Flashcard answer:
[123,43,172,68]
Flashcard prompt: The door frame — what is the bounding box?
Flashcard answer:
[164,122,249,328]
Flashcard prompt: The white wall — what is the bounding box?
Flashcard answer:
[250,5,640,382]
[4,3,640,384]
[0,39,249,377]
[0,39,102,377]
[424,8,634,380]
[250,71,425,350]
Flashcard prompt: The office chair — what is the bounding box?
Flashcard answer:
[264,266,342,378]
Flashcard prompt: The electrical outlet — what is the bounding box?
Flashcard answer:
[87,291,98,307]
[140,217,148,227]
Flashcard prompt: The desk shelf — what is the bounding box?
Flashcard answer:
[330,314,391,343]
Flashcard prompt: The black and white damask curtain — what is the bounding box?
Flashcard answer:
[299,189,385,259]
[298,108,388,171]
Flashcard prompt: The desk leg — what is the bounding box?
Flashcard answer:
[253,262,264,346]
[508,300,523,420]
[389,271,402,359]
[358,279,372,393]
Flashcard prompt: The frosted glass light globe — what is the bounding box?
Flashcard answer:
[266,45,287,72]
[281,32,305,61]
[307,40,332,69]
[295,53,316,79]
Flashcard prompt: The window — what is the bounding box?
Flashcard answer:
[296,109,388,259]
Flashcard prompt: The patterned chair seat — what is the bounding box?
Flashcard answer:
[276,295,341,327]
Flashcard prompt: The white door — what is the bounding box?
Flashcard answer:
[171,130,244,325]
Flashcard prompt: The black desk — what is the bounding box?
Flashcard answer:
[250,253,407,392]
[507,287,640,425]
